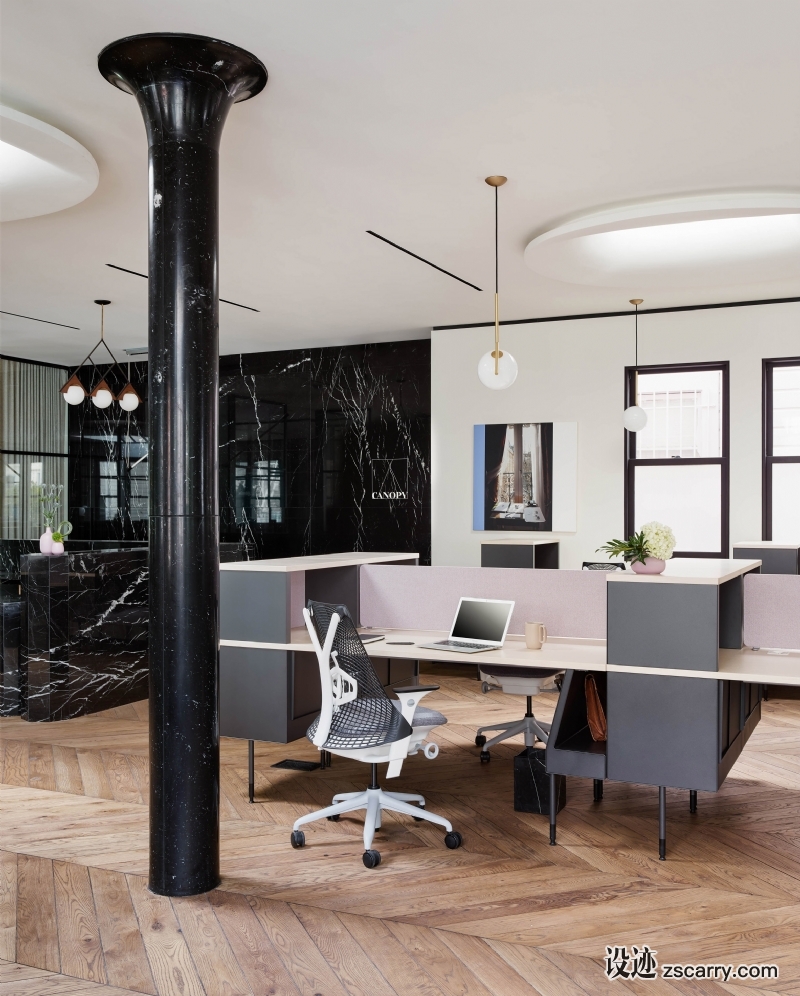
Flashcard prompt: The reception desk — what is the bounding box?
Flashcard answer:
[16,550,149,721]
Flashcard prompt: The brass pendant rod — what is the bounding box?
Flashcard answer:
[494,184,499,375]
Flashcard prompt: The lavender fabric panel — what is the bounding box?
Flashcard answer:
[360,564,606,638]
[744,574,800,650]
[290,570,306,629]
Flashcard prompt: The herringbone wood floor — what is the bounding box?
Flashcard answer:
[1,677,799,995]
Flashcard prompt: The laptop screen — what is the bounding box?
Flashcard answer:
[450,598,514,643]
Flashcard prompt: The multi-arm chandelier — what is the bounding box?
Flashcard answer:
[60,300,141,411]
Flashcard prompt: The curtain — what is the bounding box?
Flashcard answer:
[483,423,509,528]
[0,359,69,538]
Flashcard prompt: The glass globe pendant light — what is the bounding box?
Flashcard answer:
[478,175,518,390]
[622,298,648,432]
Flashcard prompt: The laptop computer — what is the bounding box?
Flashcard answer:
[417,597,515,654]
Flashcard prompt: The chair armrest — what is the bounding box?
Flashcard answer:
[393,684,439,694]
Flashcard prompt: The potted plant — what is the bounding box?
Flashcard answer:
[33,484,72,555]
[597,521,676,574]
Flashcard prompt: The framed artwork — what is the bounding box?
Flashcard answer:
[473,422,577,532]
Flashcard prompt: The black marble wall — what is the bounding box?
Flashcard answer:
[68,361,149,543]
[64,342,431,563]
[19,551,148,721]
[219,340,431,563]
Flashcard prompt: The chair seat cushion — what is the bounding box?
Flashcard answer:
[480,664,563,679]
[390,700,447,727]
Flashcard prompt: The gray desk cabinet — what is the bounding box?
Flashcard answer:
[733,543,800,575]
[606,671,761,791]
[219,554,418,745]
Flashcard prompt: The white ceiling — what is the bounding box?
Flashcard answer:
[1,0,799,365]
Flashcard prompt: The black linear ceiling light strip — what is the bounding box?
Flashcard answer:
[366,231,482,292]
[0,310,80,330]
[431,294,800,330]
[105,264,260,312]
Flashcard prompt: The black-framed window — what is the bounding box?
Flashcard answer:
[763,357,800,541]
[624,361,729,558]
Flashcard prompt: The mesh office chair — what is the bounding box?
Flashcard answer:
[582,561,626,570]
[474,665,563,761]
[291,599,462,867]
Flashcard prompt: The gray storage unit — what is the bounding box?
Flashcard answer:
[733,543,800,575]
[219,554,419,744]
[606,671,761,791]
[480,541,559,570]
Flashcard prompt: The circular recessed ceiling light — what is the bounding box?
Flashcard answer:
[524,192,800,289]
[0,105,99,221]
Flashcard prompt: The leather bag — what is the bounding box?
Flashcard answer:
[585,674,607,742]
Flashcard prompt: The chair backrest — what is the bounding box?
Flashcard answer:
[303,599,411,750]
[582,561,626,571]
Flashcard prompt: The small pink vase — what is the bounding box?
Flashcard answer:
[39,527,53,555]
[631,557,666,575]
[51,540,65,556]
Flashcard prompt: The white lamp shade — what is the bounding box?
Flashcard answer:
[623,404,648,432]
[63,384,85,405]
[91,388,114,409]
[118,390,140,412]
[477,349,518,390]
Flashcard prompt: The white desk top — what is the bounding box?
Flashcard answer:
[607,558,761,585]
[221,629,607,671]
[219,552,418,573]
[733,541,800,550]
[610,648,800,686]
[479,539,559,546]
[219,626,800,684]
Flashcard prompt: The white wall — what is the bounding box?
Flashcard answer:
[432,301,800,569]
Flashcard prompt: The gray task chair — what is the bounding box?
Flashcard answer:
[291,599,463,868]
[474,664,563,761]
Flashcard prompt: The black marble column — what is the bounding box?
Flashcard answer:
[98,34,267,896]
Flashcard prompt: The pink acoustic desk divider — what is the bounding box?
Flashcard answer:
[359,565,607,638]
[743,574,800,651]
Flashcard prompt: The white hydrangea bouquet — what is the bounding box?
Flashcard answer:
[597,521,676,573]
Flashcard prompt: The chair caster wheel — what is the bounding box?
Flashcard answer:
[290,830,305,848]
[413,805,425,822]
[479,750,490,763]
[475,734,487,748]
[444,831,463,849]
[362,849,381,868]
[481,681,491,694]
[327,814,340,821]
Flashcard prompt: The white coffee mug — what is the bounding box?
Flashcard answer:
[525,621,547,650]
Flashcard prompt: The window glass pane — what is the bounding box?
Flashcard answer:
[772,365,800,456]
[772,462,800,542]
[636,369,722,458]
[634,463,721,553]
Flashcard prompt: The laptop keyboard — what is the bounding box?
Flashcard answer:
[434,640,491,650]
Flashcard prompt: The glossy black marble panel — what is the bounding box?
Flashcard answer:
[219,339,431,563]
[67,361,149,544]
[0,584,22,717]
[19,551,148,722]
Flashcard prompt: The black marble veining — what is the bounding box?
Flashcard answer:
[19,551,148,721]
[1,583,23,717]
[99,32,267,897]
[219,339,431,563]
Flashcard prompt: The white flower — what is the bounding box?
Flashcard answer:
[641,521,676,561]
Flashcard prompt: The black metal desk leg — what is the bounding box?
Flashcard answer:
[549,773,557,845]
[689,790,697,814]
[248,740,255,804]
[658,786,666,860]
[593,778,604,802]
